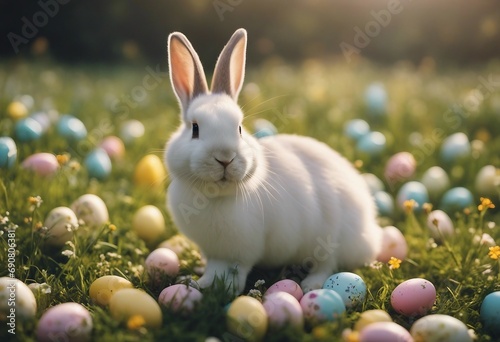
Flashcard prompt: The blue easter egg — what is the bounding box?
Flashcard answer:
[344,119,370,141]
[481,292,500,336]
[364,83,387,116]
[85,148,112,180]
[253,119,277,139]
[440,132,471,163]
[361,173,385,194]
[357,131,386,156]
[57,115,87,141]
[300,289,345,324]
[439,187,473,214]
[396,181,429,212]
[374,191,394,217]
[322,272,367,308]
[14,117,43,142]
[0,137,17,169]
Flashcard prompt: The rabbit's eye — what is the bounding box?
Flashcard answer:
[239,126,242,136]
[192,123,199,139]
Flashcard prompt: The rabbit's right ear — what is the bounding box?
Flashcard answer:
[168,32,208,114]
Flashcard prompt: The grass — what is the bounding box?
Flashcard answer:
[1,57,499,342]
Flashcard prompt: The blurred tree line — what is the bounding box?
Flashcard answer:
[1,0,499,66]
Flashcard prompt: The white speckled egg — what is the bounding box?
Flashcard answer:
[480,291,500,336]
[109,288,162,328]
[322,272,366,308]
[354,309,392,331]
[84,148,112,180]
[21,153,60,177]
[227,296,268,342]
[89,275,134,307]
[145,248,180,284]
[263,291,303,329]
[71,194,109,229]
[391,278,436,317]
[421,166,450,198]
[475,165,499,197]
[410,314,473,342]
[264,279,303,301]
[36,302,93,342]
[440,132,471,163]
[377,225,408,262]
[0,137,17,169]
[132,205,166,243]
[158,284,203,313]
[384,152,416,186]
[359,321,413,342]
[43,206,78,247]
[0,277,37,321]
[426,210,454,241]
[300,289,346,325]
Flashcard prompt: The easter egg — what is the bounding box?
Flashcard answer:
[85,148,112,180]
[410,314,473,342]
[71,194,109,229]
[31,111,52,133]
[227,296,268,341]
[158,234,199,257]
[421,166,450,198]
[16,94,35,110]
[359,321,413,342]
[120,119,145,144]
[354,309,392,331]
[344,119,370,141]
[440,132,471,163]
[439,187,474,214]
[132,205,166,243]
[300,289,346,325]
[254,118,277,139]
[475,165,499,197]
[396,181,429,212]
[0,277,37,320]
[134,154,166,187]
[377,226,408,262]
[21,153,60,177]
[7,101,28,119]
[384,152,416,185]
[109,289,162,328]
[0,137,17,169]
[36,303,93,342]
[426,210,454,241]
[364,82,387,116]
[480,291,500,335]
[264,279,303,301]
[99,136,125,160]
[89,275,134,307]
[145,248,180,284]
[263,291,303,329]
[57,115,87,141]
[322,272,366,308]
[43,207,79,247]
[357,131,386,156]
[391,278,436,317]
[361,173,385,194]
[15,117,43,142]
[374,191,394,217]
[158,284,203,313]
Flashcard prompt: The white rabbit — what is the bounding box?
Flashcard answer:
[165,28,382,293]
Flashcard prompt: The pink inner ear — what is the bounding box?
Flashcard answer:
[229,39,246,97]
[170,38,195,102]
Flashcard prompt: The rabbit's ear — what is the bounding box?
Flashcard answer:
[211,28,247,100]
[168,32,209,113]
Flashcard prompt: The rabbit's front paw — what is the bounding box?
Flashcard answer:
[301,272,330,293]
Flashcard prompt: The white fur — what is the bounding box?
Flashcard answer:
[165,29,382,293]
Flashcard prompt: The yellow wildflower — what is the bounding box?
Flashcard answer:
[422,203,433,214]
[108,224,117,232]
[488,246,500,260]
[56,153,70,165]
[127,314,146,330]
[388,257,402,270]
[403,199,418,213]
[478,197,495,212]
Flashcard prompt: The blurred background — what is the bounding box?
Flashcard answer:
[1,0,499,67]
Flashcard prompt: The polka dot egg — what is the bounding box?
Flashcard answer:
[264,279,303,301]
[322,272,366,308]
[299,289,345,325]
[391,278,436,317]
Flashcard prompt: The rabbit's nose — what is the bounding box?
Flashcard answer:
[215,157,234,168]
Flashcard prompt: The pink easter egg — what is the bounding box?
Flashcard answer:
[100,136,125,160]
[359,321,413,342]
[384,152,416,185]
[264,279,303,301]
[263,291,303,329]
[426,210,454,241]
[377,226,408,262]
[145,248,180,285]
[21,153,60,177]
[158,284,203,313]
[36,303,93,342]
[391,278,436,317]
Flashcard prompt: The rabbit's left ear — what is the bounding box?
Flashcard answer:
[211,28,247,101]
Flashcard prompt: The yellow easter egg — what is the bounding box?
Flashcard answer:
[89,275,134,307]
[7,101,28,120]
[227,296,268,342]
[132,205,166,243]
[354,309,393,331]
[134,154,166,187]
[109,288,162,328]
